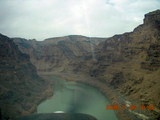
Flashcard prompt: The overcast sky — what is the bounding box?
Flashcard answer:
[0,0,160,40]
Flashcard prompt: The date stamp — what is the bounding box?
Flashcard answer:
[106,104,154,111]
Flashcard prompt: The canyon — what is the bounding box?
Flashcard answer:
[0,10,159,120]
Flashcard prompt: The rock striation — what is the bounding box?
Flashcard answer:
[13,35,105,74]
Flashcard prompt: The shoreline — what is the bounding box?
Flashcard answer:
[37,72,159,120]
[16,71,150,120]
[21,83,54,117]
[39,72,131,120]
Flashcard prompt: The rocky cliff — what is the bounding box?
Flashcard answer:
[94,9,160,101]
[0,34,53,120]
[13,10,160,120]
[13,35,105,75]
[89,10,160,119]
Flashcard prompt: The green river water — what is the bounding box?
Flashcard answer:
[37,76,118,120]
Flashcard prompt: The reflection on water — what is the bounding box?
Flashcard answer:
[37,76,118,120]
[54,111,65,113]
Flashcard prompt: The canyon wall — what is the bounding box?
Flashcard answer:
[13,10,160,119]
[13,35,105,74]
[0,34,53,120]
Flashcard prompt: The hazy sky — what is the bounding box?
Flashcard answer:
[0,0,160,40]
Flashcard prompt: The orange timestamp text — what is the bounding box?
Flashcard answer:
[106,104,154,111]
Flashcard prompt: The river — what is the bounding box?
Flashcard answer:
[37,76,118,120]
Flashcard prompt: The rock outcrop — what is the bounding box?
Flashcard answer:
[0,34,53,120]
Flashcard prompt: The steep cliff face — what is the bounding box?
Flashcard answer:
[90,10,160,116]
[13,35,105,74]
[0,34,52,120]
